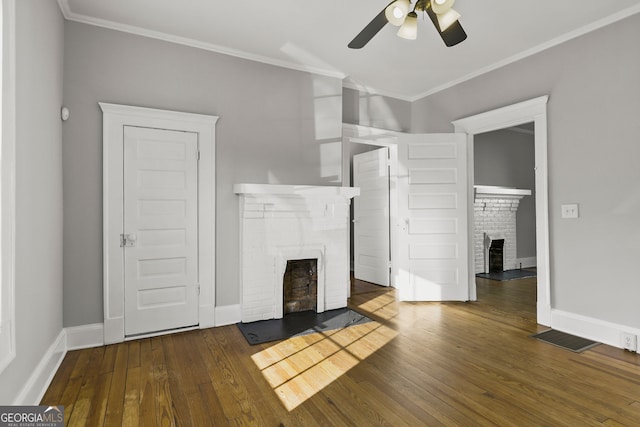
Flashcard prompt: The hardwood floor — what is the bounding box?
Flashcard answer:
[42,277,640,426]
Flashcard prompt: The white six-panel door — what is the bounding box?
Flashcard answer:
[396,133,469,301]
[123,126,199,335]
[353,147,391,286]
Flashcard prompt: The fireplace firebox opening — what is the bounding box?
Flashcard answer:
[489,239,504,273]
[283,259,318,315]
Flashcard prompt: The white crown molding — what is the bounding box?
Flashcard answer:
[56,0,71,18]
[350,2,640,102]
[56,0,345,81]
[56,2,640,104]
[412,3,640,101]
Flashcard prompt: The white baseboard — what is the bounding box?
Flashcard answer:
[66,323,104,350]
[515,257,537,269]
[551,309,640,352]
[10,309,246,405]
[12,323,104,405]
[215,304,241,326]
[13,330,66,405]
[15,307,637,406]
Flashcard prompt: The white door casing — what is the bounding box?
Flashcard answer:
[101,103,218,344]
[452,95,551,326]
[396,133,469,301]
[123,126,199,336]
[353,147,390,286]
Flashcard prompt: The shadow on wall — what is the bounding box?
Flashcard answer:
[342,87,411,132]
[258,74,343,186]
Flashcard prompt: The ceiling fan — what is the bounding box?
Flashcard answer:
[348,0,467,49]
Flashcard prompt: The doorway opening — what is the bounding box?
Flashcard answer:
[474,124,536,276]
[453,96,551,326]
[342,125,399,291]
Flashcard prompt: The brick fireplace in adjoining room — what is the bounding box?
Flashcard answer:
[474,186,531,274]
[234,184,360,323]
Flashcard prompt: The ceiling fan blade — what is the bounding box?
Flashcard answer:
[348,5,390,49]
[426,8,467,47]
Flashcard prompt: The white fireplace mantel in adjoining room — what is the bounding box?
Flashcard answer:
[475,185,532,198]
[233,183,360,323]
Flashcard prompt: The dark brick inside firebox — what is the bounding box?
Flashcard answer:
[489,239,504,273]
[283,259,317,315]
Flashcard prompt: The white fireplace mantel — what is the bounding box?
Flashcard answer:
[233,183,360,198]
[234,183,359,323]
[475,185,531,198]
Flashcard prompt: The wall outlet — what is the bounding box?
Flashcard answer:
[622,333,637,352]
[561,203,579,219]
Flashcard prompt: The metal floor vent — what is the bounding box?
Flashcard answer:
[531,329,600,353]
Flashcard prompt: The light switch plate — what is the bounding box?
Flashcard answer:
[561,204,579,219]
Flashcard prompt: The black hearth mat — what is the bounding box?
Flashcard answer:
[531,329,600,353]
[476,268,536,281]
[237,308,373,345]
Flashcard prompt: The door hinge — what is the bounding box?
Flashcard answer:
[197,284,201,296]
[196,151,201,161]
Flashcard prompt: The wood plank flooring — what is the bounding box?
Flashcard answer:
[42,276,640,426]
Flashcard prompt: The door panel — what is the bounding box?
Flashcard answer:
[123,126,199,335]
[396,134,468,301]
[353,147,390,286]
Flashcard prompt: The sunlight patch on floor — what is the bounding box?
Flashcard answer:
[354,293,399,321]
[251,321,397,411]
[354,289,445,332]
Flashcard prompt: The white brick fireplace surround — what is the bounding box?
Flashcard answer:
[474,185,531,274]
[233,184,360,323]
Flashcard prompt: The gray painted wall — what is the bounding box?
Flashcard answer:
[343,87,411,132]
[62,22,343,326]
[0,0,64,403]
[475,128,536,259]
[411,13,640,328]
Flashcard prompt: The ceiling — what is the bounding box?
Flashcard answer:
[59,0,640,101]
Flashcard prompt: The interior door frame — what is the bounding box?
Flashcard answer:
[101,103,218,344]
[342,124,399,288]
[452,95,551,326]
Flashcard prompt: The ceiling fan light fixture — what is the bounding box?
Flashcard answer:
[436,8,461,31]
[397,11,418,40]
[385,0,411,26]
[431,0,455,15]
